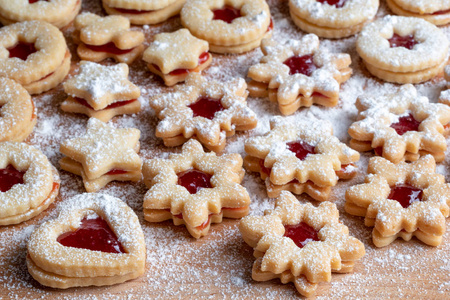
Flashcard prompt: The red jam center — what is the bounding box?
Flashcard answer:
[284,222,320,248]
[388,33,418,50]
[8,42,37,60]
[317,0,348,8]
[283,55,317,76]
[390,113,420,136]
[57,217,125,253]
[286,140,316,161]
[177,169,212,194]
[388,184,423,208]
[0,165,25,192]
[29,0,49,3]
[212,6,241,24]
[188,96,225,120]
[74,97,137,110]
[85,42,134,55]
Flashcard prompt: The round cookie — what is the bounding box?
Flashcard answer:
[386,0,450,26]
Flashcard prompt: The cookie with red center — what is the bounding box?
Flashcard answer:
[181,0,272,54]
[345,155,450,247]
[59,118,142,192]
[0,20,71,94]
[0,142,60,226]
[142,29,212,86]
[27,193,146,289]
[142,139,250,239]
[288,0,379,38]
[239,191,365,297]
[348,84,450,164]
[0,0,81,28]
[244,116,359,200]
[149,73,257,152]
[247,35,352,115]
[356,16,449,84]
[102,0,186,25]
[387,0,450,26]
[73,13,145,64]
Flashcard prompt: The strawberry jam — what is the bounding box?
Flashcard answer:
[390,113,420,136]
[212,6,241,23]
[8,42,37,60]
[0,165,25,192]
[106,169,128,175]
[284,222,320,248]
[188,96,225,120]
[85,42,134,55]
[114,7,153,14]
[317,0,348,8]
[283,54,317,76]
[29,0,49,3]
[388,184,423,208]
[152,52,210,76]
[286,140,316,161]
[57,216,125,253]
[74,97,137,110]
[388,33,418,50]
[177,169,212,194]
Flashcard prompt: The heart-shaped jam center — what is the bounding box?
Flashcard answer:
[286,140,316,161]
[188,96,225,120]
[212,6,241,24]
[283,54,317,76]
[85,42,134,55]
[388,184,423,208]
[317,0,348,8]
[8,42,37,60]
[177,169,212,194]
[284,222,320,248]
[57,216,125,253]
[390,113,420,136]
[0,165,25,192]
[388,33,418,50]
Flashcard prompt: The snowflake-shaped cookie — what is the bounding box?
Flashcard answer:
[247,34,352,115]
[149,73,257,152]
[349,84,450,164]
[345,155,450,247]
[439,65,450,106]
[239,191,365,297]
[142,139,250,239]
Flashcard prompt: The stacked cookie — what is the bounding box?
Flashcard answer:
[387,0,450,25]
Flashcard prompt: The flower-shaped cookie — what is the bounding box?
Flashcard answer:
[142,29,212,86]
[150,73,257,152]
[386,0,450,26]
[239,191,365,297]
[143,139,250,239]
[247,35,352,115]
[345,155,450,247]
[348,84,450,164]
[439,65,450,107]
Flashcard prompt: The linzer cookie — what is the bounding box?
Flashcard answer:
[73,13,145,64]
[0,0,81,28]
[0,77,37,142]
[143,139,250,239]
[239,191,365,297]
[142,29,212,86]
[348,84,450,164]
[247,35,352,115]
[345,156,450,247]
[180,0,272,54]
[356,15,449,84]
[288,0,379,38]
[244,116,359,200]
[27,193,146,289]
[62,61,141,122]
[386,0,450,26]
[0,142,60,226]
[102,0,186,25]
[0,20,71,94]
[59,118,142,192]
[439,65,450,106]
[149,73,257,152]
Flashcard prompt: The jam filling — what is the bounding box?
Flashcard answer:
[0,165,25,192]
[283,54,317,76]
[317,0,348,8]
[267,18,274,32]
[8,42,37,60]
[57,216,125,253]
[433,8,450,15]
[74,97,137,110]
[188,96,225,120]
[152,52,210,76]
[114,7,154,14]
[212,6,241,24]
[177,169,212,194]
[388,184,423,208]
[388,33,418,50]
[390,113,420,136]
[286,140,316,161]
[284,222,320,248]
[106,169,128,175]
[29,0,49,3]
[85,42,135,55]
